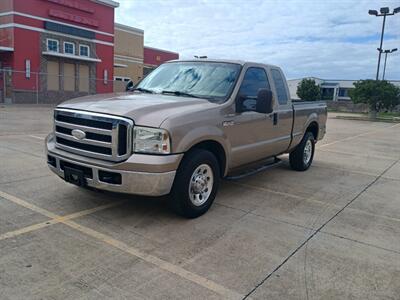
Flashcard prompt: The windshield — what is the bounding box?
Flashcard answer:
[135,61,241,102]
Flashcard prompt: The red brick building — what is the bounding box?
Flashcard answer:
[0,0,119,103]
[143,46,179,76]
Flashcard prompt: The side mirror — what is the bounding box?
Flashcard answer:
[125,80,134,91]
[256,88,274,114]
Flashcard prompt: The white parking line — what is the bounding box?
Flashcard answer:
[0,221,55,241]
[318,148,397,161]
[317,123,400,149]
[0,190,243,299]
[0,197,124,241]
[65,219,243,299]
[29,135,45,140]
[232,182,306,200]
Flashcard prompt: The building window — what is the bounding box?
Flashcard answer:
[338,88,352,98]
[79,45,90,57]
[104,69,108,84]
[321,88,335,100]
[64,42,75,55]
[25,60,31,79]
[114,76,131,82]
[47,39,59,52]
[143,66,155,77]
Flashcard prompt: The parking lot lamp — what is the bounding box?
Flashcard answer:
[369,7,400,80]
[382,48,398,80]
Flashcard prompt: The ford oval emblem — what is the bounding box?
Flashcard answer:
[71,129,86,140]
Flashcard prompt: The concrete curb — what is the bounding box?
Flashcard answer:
[335,115,400,123]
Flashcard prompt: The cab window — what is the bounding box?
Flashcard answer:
[238,67,270,111]
[271,69,288,105]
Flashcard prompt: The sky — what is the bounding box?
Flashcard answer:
[115,0,400,80]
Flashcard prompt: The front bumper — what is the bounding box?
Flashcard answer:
[46,134,181,196]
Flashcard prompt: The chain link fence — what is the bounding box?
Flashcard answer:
[0,68,128,104]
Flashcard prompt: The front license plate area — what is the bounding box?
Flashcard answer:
[64,166,87,187]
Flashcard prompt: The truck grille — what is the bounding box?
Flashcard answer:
[54,109,133,162]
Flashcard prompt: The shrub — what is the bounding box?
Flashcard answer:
[296,79,321,101]
[349,80,400,116]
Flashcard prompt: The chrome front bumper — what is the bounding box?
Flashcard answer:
[46,134,177,196]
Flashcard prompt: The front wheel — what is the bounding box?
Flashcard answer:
[169,149,220,218]
[289,132,315,171]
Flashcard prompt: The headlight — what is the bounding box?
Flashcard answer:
[133,126,171,154]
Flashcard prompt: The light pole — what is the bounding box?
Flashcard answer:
[381,48,398,80]
[368,7,400,80]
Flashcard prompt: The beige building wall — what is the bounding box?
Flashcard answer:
[114,29,143,59]
[114,23,144,92]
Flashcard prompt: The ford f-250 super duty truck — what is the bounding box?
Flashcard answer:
[46,59,327,218]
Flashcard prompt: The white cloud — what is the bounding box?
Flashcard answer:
[115,0,400,80]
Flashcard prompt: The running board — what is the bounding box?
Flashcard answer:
[225,157,283,181]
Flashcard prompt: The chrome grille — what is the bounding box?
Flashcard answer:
[54,109,133,162]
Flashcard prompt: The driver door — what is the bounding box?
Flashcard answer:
[224,66,280,168]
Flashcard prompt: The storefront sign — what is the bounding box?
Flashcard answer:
[44,21,95,39]
[49,9,99,27]
[46,0,95,14]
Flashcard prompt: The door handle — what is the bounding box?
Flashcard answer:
[273,113,278,125]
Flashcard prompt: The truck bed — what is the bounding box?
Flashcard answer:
[290,100,327,148]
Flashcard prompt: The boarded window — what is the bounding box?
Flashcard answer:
[64,63,75,91]
[47,61,59,91]
[79,65,89,92]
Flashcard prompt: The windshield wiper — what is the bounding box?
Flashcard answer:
[161,90,200,98]
[131,87,154,94]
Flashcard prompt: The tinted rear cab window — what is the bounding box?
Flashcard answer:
[271,69,288,105]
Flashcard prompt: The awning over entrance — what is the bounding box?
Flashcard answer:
[42,51,101,62]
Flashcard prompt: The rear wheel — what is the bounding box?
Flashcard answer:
[289,132,315,171]
[169,149,220,218]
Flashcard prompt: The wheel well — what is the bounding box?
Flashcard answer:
[306,122,319,140]
[188,140,226,177]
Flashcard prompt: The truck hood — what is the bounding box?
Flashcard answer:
[58,92,218,127]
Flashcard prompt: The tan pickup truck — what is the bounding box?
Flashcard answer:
[46,59,327,218]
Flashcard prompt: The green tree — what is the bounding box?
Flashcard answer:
[349,80,400,118]
[296,79,321,101]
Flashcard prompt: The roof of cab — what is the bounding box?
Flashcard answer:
[167,58,279,68]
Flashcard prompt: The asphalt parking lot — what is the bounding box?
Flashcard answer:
[1,105,400,300]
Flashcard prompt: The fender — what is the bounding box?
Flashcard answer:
[174,125,231,175]
[303,112,319,136]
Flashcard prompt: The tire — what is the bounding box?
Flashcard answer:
[289,132,315,171]
[169,149,220,218]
